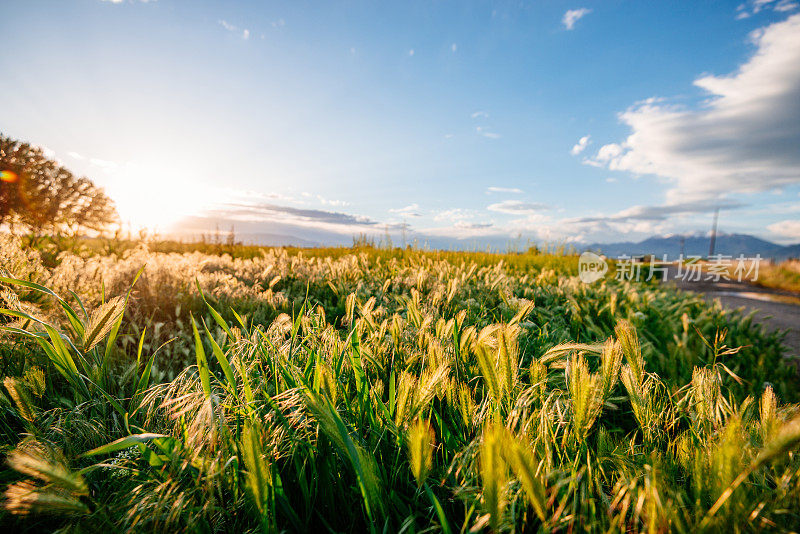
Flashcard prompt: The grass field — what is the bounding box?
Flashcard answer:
[1,234,800,532]
[756,260,800,294]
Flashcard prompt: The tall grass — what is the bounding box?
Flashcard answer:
[1,234,799,532]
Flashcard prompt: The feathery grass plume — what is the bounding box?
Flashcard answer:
[497,324,521,404]
[241,419,273,527]
[394,371,417,428]
[759,385,778,442]
[480,423,508,531]
[539,342,604,366]
[529,359,548,403]
[445,276,459,305]
[315,360,339,404]
[700,413,797,524]
[567,353,604,442]
[406,289,423,328]
[4,443,90,518]
[4,377,36,422]
[394,362,449,428]
[681,312,691,334]
[389,313,404,350]
[620,365,647,429]
[22,366,45,397]
[408,417,434,487]
[499,429,548,523]
[344,292,357,326]
[599,339,623,398]
[508,299,535,326]
[609,462,679,533]
[691,366,723,432]
[752,413,800,470]
[615,320,644,384]
[711,415,748,500]
[418,361,450,407]
[609,292,618,317]
[458,325,477,359]
[703,413,800,524]
[81,295,125,351]
[477,344,502,408]
[456,383,476,431]
[6,446,87,494]
[4,481,90,517]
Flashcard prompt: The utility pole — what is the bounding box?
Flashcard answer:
[708,207,720,258]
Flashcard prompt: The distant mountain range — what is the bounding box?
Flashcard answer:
[170,214,800,259]
[583,233,800,260]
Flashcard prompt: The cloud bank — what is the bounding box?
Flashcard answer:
[487,200,550,214]
[563,8,591,30]
[588,14,800,201]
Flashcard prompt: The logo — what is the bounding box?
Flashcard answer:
[579,251,608,284]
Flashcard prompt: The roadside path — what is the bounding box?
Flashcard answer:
[663,266,800,360]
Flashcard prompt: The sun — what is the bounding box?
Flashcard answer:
[101,163,214,231]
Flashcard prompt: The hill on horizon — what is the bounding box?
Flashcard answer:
[583,233,800,260]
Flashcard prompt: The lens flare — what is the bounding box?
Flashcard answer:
[0,170,19,183]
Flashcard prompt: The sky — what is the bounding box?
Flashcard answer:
[2,0,800,248]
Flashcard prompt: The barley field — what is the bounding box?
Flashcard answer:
[1,234,799,533]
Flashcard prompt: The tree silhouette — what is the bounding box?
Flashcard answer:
[0,135,117,236]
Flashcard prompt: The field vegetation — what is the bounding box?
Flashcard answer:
[755,259,800,294]
[1,234,799,532]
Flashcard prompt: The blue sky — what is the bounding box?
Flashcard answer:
[2,0,800,247]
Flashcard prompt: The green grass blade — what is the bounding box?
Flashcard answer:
[81,433,168,457]
[191,314,212,398]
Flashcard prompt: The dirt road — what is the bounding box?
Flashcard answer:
[663,266,800,359]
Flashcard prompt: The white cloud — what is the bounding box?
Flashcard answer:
[389,203,422,217]
[488,200,550,214]
[409,49,415,56]
[422,222,500,239]
[475,126,501,139]
[471,111,489,119]
[562,8,591,30]
[218,19,250,39]
[767,219,800,240]
[317,195,349,207]
[199,202,397,239]
[486,186,524,194]
[433,208,475,222]
[736,0,798,19]
[451,43,457,52]
[587,14,800,201]
[572,199,744,224]
[570,135,591,155]
[455,221,492,229]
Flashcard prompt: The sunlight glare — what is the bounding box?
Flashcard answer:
[102,163,215,232]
